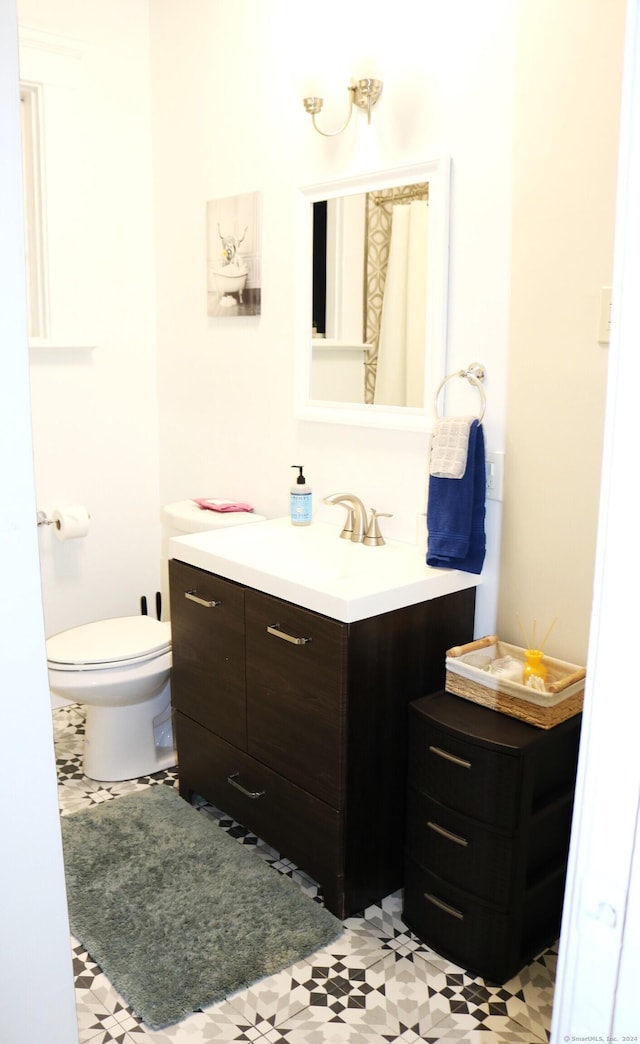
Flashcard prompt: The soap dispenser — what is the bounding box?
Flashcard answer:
[290,466,312,526]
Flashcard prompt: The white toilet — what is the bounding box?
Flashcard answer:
[47,499,265,782]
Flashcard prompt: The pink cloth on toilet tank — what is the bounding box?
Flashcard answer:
[193,498,254,513]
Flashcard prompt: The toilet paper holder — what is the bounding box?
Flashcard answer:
[37,507,91,530]
[37,510,60,529]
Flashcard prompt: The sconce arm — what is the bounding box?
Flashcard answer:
[304,88,356,138]
[303,80,382,138]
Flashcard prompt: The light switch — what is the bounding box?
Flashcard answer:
[485,451,505,501]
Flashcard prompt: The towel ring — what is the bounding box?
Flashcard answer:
[434,363,486,422]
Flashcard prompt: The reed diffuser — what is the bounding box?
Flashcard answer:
[515,613,558,689]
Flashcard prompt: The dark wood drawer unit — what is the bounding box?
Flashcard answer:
[169,557,476,919]
[403,691,581,982]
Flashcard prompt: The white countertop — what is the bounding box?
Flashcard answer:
[170,517,478,623]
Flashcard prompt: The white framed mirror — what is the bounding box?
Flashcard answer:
[295,157,450,431]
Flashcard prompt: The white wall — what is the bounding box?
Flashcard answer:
[0,0,77,1038]
[19,0,162,639]
[15,0,624,661]
[498,0,625,665]
[17,0,621,685]
[553,2,640,1031]
[151,0,516,639]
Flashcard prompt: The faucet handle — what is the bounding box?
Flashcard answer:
[363,509,393,547]
[337,505,356,540]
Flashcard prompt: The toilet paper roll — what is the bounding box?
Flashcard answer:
[52,504,90,541]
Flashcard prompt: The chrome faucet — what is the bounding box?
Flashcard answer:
[323,493,394,545]
[323,493,369,542]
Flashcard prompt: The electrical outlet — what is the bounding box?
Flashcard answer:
[485,451,505,501]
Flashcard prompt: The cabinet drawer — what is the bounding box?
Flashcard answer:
[406,788,514,905]
[175,711,343,896]
[245,590,347,809]
[403,855,513,982]
[403,855,567,983]
[169,560,246,749]
[409,708,521,830]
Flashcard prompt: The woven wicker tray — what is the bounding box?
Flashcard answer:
[445,635,585,729]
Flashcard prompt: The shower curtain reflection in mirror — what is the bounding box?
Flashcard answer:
[365,187,429,407]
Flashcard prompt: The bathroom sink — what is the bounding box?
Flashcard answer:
[170,518,478,622]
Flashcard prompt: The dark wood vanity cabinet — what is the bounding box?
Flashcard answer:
[403,691,581,982]
[169,557,475,918]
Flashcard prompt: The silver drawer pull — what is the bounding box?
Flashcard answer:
[427,820,469,847]
[185,589,222,608]
[266,624,311,646]
[429,744,472,769]
[227,772,265,800]
[424,892,464,921]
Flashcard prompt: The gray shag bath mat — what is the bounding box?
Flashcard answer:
[61,785,343,1029]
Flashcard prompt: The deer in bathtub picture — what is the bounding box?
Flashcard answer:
[206,191,262,316]
[216,223,248,303]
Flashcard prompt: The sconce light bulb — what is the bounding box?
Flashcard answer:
[303,96,324,115]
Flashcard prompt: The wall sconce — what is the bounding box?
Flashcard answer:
[303,78,383,138]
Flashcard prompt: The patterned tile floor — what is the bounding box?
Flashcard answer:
[55,705,557,1043]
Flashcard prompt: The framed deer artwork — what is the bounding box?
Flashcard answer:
[206,191,262,317]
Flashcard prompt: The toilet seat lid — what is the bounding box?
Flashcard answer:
[47,616,171,668]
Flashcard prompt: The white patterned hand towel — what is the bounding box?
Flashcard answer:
[429,417,474,478]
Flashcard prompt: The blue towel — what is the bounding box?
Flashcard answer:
[426,419,486,574]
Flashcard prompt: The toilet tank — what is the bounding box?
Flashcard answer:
[161,500,266,620]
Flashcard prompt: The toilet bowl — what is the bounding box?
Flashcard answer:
[47,616,173,782]
[48,499,266,782]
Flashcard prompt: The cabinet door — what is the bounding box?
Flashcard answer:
[175,711,344,912]
[245,590,347,809]
[169,559,246,749]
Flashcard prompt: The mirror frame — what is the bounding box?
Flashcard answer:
[295,156,451,431]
